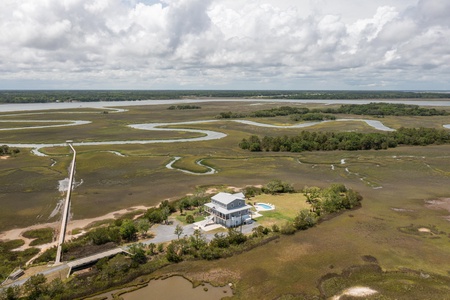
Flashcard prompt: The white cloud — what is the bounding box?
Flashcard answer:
[0,0,449,89]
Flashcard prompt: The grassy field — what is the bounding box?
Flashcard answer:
[1,100,450,298]
[251,193,311,227]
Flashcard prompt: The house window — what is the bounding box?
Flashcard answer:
[231,203,234,208]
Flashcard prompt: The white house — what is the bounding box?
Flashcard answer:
[204,192,253,227]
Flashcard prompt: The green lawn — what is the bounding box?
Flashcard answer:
[250,193,311,227]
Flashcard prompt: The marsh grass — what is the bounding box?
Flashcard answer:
[2,101,450,298]
[319,264,450,299]
[22,227,54,246]
[0,121,71,129]
[169,156,213,174]
[0,152,71,230]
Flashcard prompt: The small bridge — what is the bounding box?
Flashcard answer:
[66,248,131,277]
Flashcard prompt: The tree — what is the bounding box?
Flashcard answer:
[293,209,317,230]
[329,183,347,194]
[343,189,363,209]
[24,274,47,300]
[119,219,137,242]
[166,242,183,262]
[145,208,163,224]
[129,243,147,265]
[46,278,65,299]
[243,186,261,199]
[136,219,150,237]
[303,186,322,214]
[162,206,170,224]
[0,145,10,156]
[147,243,156,255]
[227,228,247,245]
[103,254,131,278]
[189,229,206,250]
[210,233,230,248]
[90,227,109,245]
[0,285,21,300]
[174,224,184,239]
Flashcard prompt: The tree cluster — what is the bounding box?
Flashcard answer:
[280,184,362,235]
[216,106,336,121]
[167,105,201,110]
[239,127,450,152]
[165,227,278,263]
[262,179,295,194]
[323,102,448,116]
[176,194,209,214]
[217,103,448,120]
[144,200,177,225]
[0,145,20,156]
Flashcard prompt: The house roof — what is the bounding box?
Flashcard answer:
[211,192,245,205]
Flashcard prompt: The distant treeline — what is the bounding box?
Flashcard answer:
[322,103,448,116]
[217,103,448,120]
[217,106,337,121]
[239,127,450,152]
[167,105,201,110]
[1,90,450,103]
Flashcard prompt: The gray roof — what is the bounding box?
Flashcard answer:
[211,192,245,205]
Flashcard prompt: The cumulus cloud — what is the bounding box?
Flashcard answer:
[0,0,449,89]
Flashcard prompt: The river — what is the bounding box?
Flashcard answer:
[1,98,450,113]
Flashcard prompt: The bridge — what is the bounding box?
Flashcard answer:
[66,248,131,277]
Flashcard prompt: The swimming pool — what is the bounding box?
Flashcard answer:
[255,203,275,211]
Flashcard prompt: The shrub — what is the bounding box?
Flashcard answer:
[293,210,318,230]
[185,214,195,224]
[280,222,296,235]
[271,224,280,233]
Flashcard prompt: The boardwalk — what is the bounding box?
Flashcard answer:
[55,143,76,264]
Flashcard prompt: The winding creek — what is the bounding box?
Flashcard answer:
[1,118,397,155]
[165,156,217,175]
[0,120,91,131]
[0,99,448,156]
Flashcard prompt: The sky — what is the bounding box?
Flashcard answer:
[0,0,449,90]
